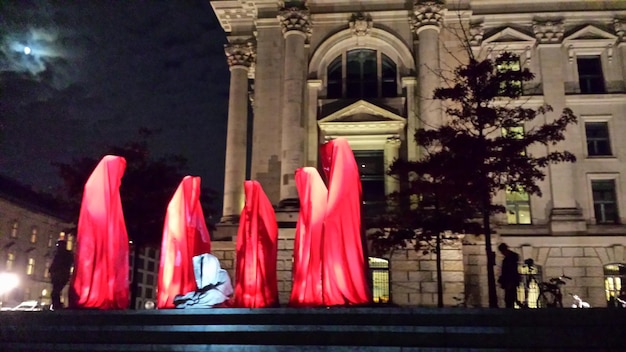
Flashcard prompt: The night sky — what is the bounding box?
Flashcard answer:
[0,1,230,202]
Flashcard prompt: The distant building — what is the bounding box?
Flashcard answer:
[0,175,73,308]
[210,0,626,307]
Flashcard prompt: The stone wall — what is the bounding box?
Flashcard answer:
[215,231,466,307]
[389,238,465,307]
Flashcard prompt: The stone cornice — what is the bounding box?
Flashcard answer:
[411,1,446,34]
[224,41,256,68]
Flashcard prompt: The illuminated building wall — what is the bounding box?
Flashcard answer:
[0,176,73,308]
[211,0,626,307]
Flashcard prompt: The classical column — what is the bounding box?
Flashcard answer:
[412,1,444,132]
[221,41,255,223]
[533,19,585,233]
[401,77,418,161]
[306,80,322,168]
[278,3,311,204]
[615,18,626,84]
[384,137,401,196]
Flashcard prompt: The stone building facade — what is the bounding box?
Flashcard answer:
[210,0,626,307]
[0,177,73,308]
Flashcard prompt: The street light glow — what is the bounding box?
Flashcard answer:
[0,272,19,295]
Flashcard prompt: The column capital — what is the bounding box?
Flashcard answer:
[278,2,311,38]
[411,1,445,34]
[614,17,626,43]
[532,18,564,45]
[224,41,255,69]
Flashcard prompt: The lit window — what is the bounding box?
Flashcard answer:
[26,257,35,276]
[577,56,605,94]
[47,234,53,247]
[44,260,51,278]
[516,263,541,308]
[6,252,15,271]
[10,221,18,238]
[506,187,531,225]
[591,180,619,224]
[66,234,74,251]
[30,227,38,244]
[326,49,397,99]
[497,58,522,95]
[369,257,390,304]
[604,263,625,307]
[585,122,612,156]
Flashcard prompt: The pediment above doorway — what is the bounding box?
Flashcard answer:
[318,100,406,124]
[318,100,406,139]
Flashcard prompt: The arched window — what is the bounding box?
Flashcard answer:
[326,49,397,99]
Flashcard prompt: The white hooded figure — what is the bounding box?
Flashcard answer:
[173,253,233,308]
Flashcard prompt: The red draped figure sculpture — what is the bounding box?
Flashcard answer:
[232,180,279,308]
[289,167,326,307]
[70,155,130,309]
[157,176,212,309]
[290,138,371,306]
[320,138,371,305]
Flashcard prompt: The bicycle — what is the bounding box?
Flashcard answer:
[536,275,571,308]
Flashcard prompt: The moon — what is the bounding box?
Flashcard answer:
[23,46,31,55]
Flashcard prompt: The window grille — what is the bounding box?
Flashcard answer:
[369,257,390,304]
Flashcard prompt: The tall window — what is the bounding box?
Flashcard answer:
[369,257,390,304]
[585,122,612,156]
[353,150,386,218]
[577,56,605,94]
[10,221,18,238]
[6,252,15,271]
[591,179,619,224]
[604,263,625,307]
[516,262,542,309]
[30,227,38,244]
[506,188,531,224]
[44,260,51,279]
[326,49,397,99]
[26,257,35,276]
[503,126,530,224]
[497,58,522,95]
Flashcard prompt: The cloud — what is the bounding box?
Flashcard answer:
[0,1,230,198]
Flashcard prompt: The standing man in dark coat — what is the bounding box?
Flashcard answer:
[498,243,520,308]
[49,240,74,310]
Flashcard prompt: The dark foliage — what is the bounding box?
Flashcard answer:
[369,51,577,307]
[53,128,217,248]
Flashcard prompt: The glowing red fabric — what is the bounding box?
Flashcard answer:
[319,138,371,305]
[69,155,130,310]
[157,176,212,309]
[232,180,279,308]
[289,167,326,307]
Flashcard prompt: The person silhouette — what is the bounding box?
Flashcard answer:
[49,240,74,310]
[498,243,521,308]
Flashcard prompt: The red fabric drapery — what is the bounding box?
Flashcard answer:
[289,167,326,307]
[69,155,130,309]
[320,138,371,305]
[157,176,212,309]
[232,180,279,308]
